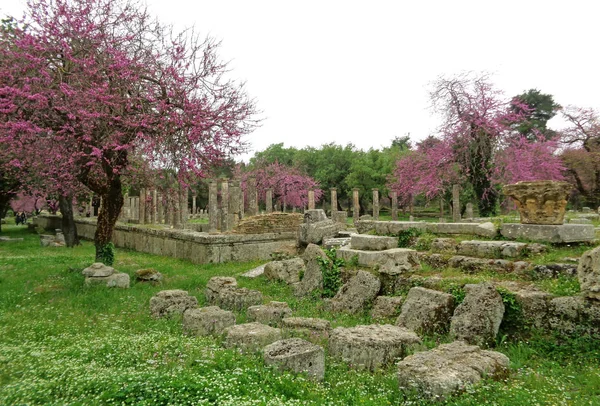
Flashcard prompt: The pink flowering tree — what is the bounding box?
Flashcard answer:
[387,136,459,207]
[1,0,258,260]
[242,162,322,210]
[389,74,568,216]
[560,106,600,206]
[493,135,565,185]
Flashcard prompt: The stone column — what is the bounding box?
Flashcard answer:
[208,180,218,232]
[157,193,163,224]
[390,191,398,221]
[229,180,241,228]
[139,188,146,225]
[352,188,360,223]
[466,202,474,220]
[247,175,258,216]
[152,189,157,223]
[173,189,182,229]
[220,178,230,231]
[192,192,197,215]
[330,188,338,213]
[132,197,138,221]
[181,187,189,224]
[452,184,461,222]
[265,188,273,213]
[372,188,379,220]
[120,193,129,220]
[308,189,315,210]
[165,194,172,226]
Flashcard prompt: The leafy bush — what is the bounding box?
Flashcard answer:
[316,248,344,298]
[397,227,422,248]
[97,242,115,266]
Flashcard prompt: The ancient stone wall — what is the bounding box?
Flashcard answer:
[34,215,296,264]
[231,213,304,235]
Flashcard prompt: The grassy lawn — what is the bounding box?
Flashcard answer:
[1,223,599,405]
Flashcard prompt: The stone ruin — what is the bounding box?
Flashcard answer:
[501,180,595,243]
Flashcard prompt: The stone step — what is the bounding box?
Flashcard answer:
[350,234,398,251]
[336,247,419,270]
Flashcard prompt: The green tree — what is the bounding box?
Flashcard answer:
[511,89,561,140]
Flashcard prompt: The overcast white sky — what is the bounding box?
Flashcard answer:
[3,0,600,161]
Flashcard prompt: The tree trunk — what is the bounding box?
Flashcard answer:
[94,177,124,262]
[58,194,80,247]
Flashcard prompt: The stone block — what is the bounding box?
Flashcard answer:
[448,256,526,274]
[247,301,292,326]
[183,306,235,337]
[500,223,595,243]
[211,287,263,312]
[224,322,282,353]
[263,338,325,381]
[327,270,381,314]
[457,240,531,259]
[548,296,600,335]
[450,283,504,347]
[578,246,600,301]
[82,262,115,277]
[350,234,398,251]
[371,296,404,319]
[150,289,198,318]
[303,209,328,224]
[264,258,304,284]
[430,238,458,253]
[298,219,344,246]
[396,287,455,335]
[135,268,163,283]
[322,237,351,249]
[294,244,327,297]
[329,324,421,371]
[397,341,510,400]
[281,317,331,342]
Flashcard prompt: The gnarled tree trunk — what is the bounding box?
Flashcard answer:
[94,177,124,262]
[58,194,80,247]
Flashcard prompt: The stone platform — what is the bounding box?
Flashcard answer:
[500,223,595,243]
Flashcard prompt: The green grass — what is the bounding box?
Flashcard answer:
[1,224,599,405]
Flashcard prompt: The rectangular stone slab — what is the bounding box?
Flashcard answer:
[500,224,595,243]
[350,234,398,251]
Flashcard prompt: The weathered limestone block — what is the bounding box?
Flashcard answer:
[448,256,525,274]
[205,276,237,303]
[420,253,450,269]
[298,219,344,246]
[396,287,455,335]
[263,338,325,381]
[329,324,421,371]
[282,317,331,342]
[247,301,292,326]
[430,238,458,253]
[264,258,304,284]
[350,234,398,251]
[85,272,130,288]
[450,283,504,347]
[182,306,235,337]
[503,180,572,225]
[303,209,328,224]
[397,341,510,400]
[500,223,595,243]
[371,296,404,319]
[322,237,351,249]
[294,244,327,297]
[135,268,163,283]
[224,322,282,353]
[578,246,600,301]
[150,289,198,318]
[82,262,130,288]
[495,281,555,330]
[532,263,578,279]
[548,296,600,335]
[212,287,263,312]
[331,210,347,225]
[457,240,533,259]
[327,270,381,314]
[82,262,115,277]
